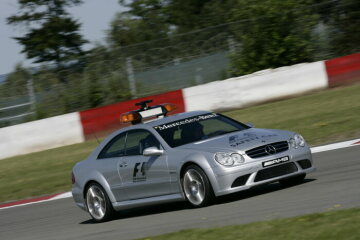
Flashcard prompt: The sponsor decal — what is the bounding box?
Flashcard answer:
[154,113,217,131]
[229,133,278,147]
[133,162,147,182]
[262,156,289,167]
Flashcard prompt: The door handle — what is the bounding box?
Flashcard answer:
[119,162,128,168]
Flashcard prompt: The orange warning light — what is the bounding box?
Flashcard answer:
[162,103,177,113]
[120,112,141,123]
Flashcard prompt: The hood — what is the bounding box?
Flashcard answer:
[177,128,292,153]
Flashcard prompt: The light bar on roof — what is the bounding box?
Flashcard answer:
[120,112,141,123]
[120,102,178,125]
[162,103,177,112]
[139,107,164,118]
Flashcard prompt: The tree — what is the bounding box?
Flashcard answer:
[228,0,318,76]
[165,0,213,32]
[7,0,87,68]
[114,0,320,76]
[107,12,169,47]
[109,0,171,48]
[315,0,360,56]
[0,64,30,97]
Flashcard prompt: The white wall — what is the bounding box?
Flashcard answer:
[183,61,328,111]
[0,112,84,159]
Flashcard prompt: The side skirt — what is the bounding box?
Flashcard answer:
[112,193,185,211]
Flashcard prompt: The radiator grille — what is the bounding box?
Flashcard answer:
[246,141,289,158]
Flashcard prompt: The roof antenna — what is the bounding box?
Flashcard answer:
[90,127,100,144]
[135,100,153,111]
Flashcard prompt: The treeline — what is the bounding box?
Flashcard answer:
[1,0,359,122]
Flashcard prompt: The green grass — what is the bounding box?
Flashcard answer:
[224,84,360,146]
[0,84,359,203]
[137,208,360,240]
[0,140,99,203]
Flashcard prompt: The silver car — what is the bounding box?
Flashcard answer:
[72,103,315,222]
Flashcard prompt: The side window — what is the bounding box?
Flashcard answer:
[98,132,127,159]
[125,130,160,156]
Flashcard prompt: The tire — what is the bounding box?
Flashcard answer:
[279,174,306,187]
[85,183,115,222]
[181,165,214,207]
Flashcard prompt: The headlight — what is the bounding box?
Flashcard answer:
[215,152,245,166]
[289,134,305,148]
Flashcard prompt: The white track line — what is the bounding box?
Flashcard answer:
[0,193,72,210]
[311,138,360,153]
[49,192,72,200]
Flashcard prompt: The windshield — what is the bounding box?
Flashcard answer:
[153,113,249,147]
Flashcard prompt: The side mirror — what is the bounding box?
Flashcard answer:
[246,122,255,128]
[143,147,164,156]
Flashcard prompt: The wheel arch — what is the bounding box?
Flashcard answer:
[179,160,217,195]
[179,160,216,206]
[82,178,117,204]
[83,180,101,199]
[180,161,202,179]
[83,180,116,222]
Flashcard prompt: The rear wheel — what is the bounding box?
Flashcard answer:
[182,165,214,207]
[86,183,115,222]
[279,174,306,186]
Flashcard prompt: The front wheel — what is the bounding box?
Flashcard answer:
[86,183,115,222]
[182,165,214,207]
[279,174,306,187]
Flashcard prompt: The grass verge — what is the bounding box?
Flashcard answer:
[224,84,360,146]
[137,208,360,240]
[0,84,359,203]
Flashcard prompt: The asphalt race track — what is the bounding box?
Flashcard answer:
[1,146,360,240]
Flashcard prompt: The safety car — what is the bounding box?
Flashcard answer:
[72,100,315,222]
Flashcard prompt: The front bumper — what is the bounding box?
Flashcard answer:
[207,147,315,196]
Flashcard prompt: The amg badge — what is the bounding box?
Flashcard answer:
[262,156,289,167]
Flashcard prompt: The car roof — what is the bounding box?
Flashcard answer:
[92,110,214,157]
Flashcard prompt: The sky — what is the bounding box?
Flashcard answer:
[0,0,125,75]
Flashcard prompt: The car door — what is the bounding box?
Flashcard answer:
[96,132,128,202]
[118,129,171,200]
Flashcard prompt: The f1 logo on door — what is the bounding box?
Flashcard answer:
[133,162,147,182]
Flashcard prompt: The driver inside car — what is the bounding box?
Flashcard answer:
[181,122,206,144]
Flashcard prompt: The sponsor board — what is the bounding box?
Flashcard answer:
[154,113,217,131]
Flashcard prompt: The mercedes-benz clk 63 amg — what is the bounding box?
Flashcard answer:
[72,100,315,222]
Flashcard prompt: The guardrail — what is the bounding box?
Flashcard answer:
[0,102,34,122]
